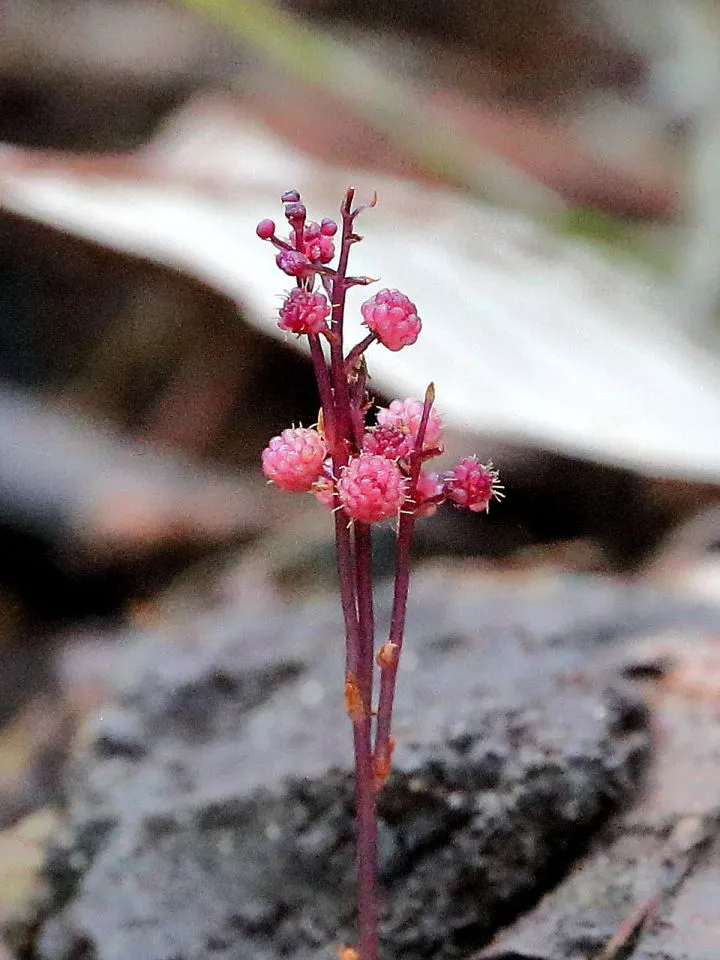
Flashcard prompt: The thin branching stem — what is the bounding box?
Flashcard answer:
[328,191,357,444]
[373,509,414,771]
[354,522,375,707]
[322,192,381,960]
[374,385,434,775]
[308,334,335,444]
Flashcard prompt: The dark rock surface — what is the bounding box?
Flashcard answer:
[480,633,720,960]
[38,569,718,960]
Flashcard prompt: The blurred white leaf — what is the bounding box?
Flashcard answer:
[0,94,718,480]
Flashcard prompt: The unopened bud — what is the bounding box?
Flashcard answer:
[284,201,306,221]
[275,249,313,278]
[256,218,275,240]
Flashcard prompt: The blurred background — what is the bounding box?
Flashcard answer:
[1,0,720,948]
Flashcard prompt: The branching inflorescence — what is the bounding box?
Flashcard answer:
[258,188,503,960]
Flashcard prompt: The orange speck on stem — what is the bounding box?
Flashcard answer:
[338,946,360,960]
[376,642,398,669]
[373,736,396,791]
[344,672,366,721]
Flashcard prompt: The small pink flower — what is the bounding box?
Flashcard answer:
[262,427,327,492]
[376,398,443,453]
[413,470,443,517]
[362,424,413,462]
[444,457,503,513]
[303,222,335,264]
[278,289,331,336]
[361,289,421,351]
[312,459,336,508]
[276,249,314,279]
[337,454,406,523]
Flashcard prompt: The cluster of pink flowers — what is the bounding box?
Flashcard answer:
[262,410,501,523]
[257,191,502,526]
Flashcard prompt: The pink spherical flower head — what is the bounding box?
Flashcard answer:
[376,398,443,453]
[444,457,503,513]
[362,424,412,462]
[278,289,331,336]
[360,289,421,351]
[262,427,327,493]
[412,470,443,518]
[337,453,406,523]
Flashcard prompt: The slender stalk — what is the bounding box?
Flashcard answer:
[308,334,335,444]
[354,522,375,710]
[334,507,358,675]
[344,333,376,372]
[334,513,378,960]
[346,376,378,957]
[327,193,380,958]
[373,509,414,771]
[374,386,434,777]
[352,716,379,960]
[328,191,357,443]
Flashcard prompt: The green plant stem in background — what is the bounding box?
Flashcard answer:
[173,0,559,217]
[173,0,676,266]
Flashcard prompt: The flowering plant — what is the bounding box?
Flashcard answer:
[259,188,502,960]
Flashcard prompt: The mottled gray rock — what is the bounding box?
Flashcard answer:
[37,570,687,960]
[480,634,720,960]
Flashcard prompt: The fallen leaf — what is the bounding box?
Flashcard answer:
[0,94,718,481]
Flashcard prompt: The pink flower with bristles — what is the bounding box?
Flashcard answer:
[360,289,421,351]
[376,398,443,453]
[262,427,327,492]
[362,424,412,462]
[312,458,336,508]
[413,470,443,517]
[337,454,406,523]
[278,289,331,336]
[444,457,503,513]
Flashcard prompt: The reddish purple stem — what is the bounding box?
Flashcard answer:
[328,190,359,443]
[374,385,434,776]
[308,334,335,445]
[317,188,380,960]
[352,717,379,960]
[373,511,414,769]
[332,510,378,960]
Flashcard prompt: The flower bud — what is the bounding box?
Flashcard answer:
[256,218,275,240]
